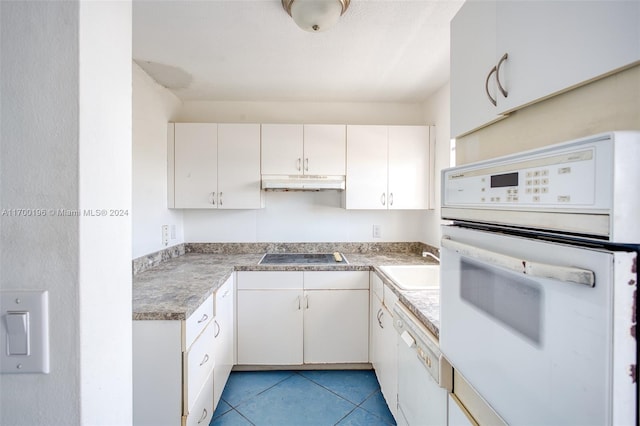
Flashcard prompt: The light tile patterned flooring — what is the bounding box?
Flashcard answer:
[210,370,396,426]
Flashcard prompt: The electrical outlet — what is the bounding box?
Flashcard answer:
[373,225,381,238]
[162,225,169,246]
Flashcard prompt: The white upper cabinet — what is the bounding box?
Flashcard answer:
[261,124,346,176]
[169,123,262,209]
[172,123,219,209]
[451,0,640,138]
[495,1,640,113]
[450,0,501,138]
[388,126,431,210]
[345,125,389,210]
[302,124,346,175]
[217,123,262,209]
[346,125,432,210]
[261,124,303,175]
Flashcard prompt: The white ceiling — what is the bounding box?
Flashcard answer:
[133,0,464,103]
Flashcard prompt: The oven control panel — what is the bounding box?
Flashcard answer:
[443,137,612,210]
[442,132,640,244]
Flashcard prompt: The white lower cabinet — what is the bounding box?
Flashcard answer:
[236,271,369,365]
[133,294,215,426]
[304,288,369,363]
[370,272,399,421]
[237,288,304,365]
[213,275,235,409]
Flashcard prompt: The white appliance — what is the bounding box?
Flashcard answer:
[393,302,452,426]
[440,131,639,426]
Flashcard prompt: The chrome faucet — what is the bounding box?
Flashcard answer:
[422,251,440,263]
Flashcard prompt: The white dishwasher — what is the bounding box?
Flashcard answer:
[393,302,452,426]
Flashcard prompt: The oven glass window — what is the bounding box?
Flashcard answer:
[460,258,543,345]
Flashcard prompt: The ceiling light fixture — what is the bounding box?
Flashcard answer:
[282,0,351,32]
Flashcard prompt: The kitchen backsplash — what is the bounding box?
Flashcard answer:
[133,241,439,275]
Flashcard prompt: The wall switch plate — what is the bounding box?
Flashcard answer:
[373,225,381,238]
[162,225,169,246]
[1,290,50,374]
[170,224,176,240]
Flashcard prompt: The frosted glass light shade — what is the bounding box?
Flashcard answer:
[283,0,349,32]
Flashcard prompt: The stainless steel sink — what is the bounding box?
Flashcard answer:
[259,253,348,265]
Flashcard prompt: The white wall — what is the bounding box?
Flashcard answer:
[184,192,427,242]
[78,2,132,424]
[133,63,184,257]
[177,100,430,243]
[1,2,132,425]
[421,82,452,248]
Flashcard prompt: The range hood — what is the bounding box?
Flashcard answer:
[261,175,345,191]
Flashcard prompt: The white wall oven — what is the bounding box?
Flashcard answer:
[440,132,638,426]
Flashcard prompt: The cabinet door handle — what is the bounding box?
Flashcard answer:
[377,308,384,329]
[219,192,223,206]
[197,408,208,424]
[305,158,309,172]
[210,192,216,205]
[197,313,209,324]
[297,296,301,310]
[199,353,210,366]
[485,65,498,106]
[389,193,394,206]
[305,295,309,309]
[214,320,220,338]
[496,53,509,98]
[381,193,386,206]
[297,158,302,171]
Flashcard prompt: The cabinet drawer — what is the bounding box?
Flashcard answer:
[184,320,215,414]
[215,276,233,306]
[183,370,214,426]
[184,294,214,350]
[304,271,369,290]
[237,271,302,290]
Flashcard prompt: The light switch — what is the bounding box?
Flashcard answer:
[6,311,29,355]
[1,290,49,374]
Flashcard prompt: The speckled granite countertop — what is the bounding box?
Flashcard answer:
[133,248,440,336]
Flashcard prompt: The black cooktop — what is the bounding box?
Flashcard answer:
[259,253,348,265]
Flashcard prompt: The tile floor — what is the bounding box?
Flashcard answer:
[210,370,396,426]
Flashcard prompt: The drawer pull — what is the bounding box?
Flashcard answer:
[197,313,209,324]
[197,408,208,424]
[200,353,210,366]
[214,320,221,338]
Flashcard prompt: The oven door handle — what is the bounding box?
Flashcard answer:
[441,237,595,287]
